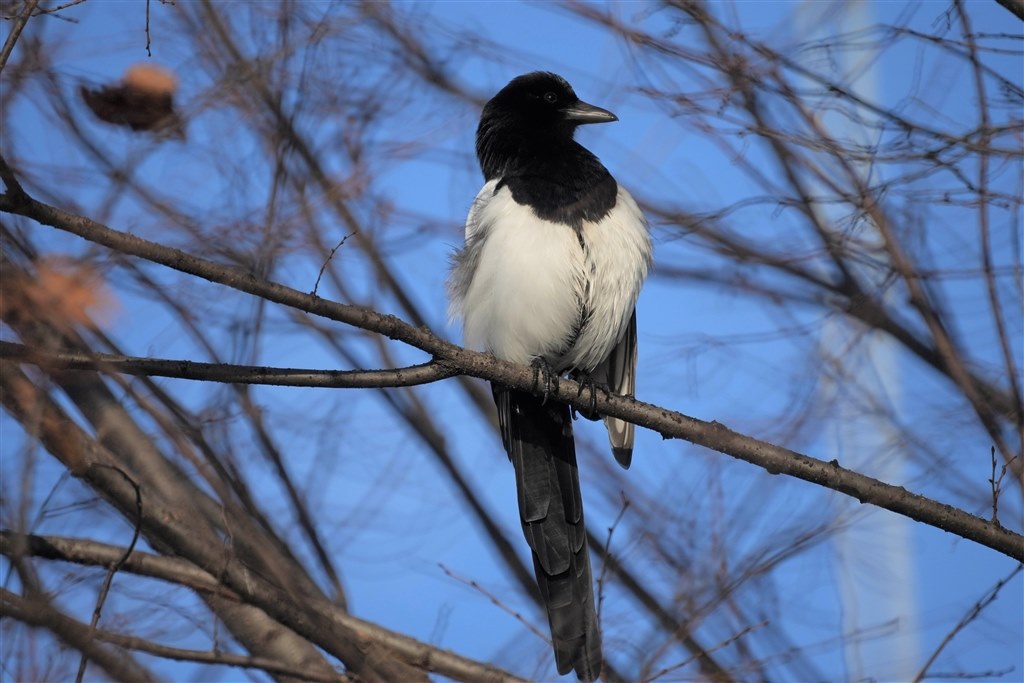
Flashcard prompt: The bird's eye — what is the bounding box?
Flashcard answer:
[543,91,558,103]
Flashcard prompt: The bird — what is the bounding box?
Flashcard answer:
[448,72,652,681]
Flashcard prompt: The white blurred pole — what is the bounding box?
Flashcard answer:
[797,1,920,679]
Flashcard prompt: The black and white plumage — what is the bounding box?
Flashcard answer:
[449,72,651,681]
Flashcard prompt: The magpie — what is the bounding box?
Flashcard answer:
[448,72,652,681]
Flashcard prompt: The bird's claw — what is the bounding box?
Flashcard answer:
[571,371,609,421]
[530,357,558,404]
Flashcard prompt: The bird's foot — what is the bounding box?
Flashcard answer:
[530,357,559,404]
[570,370,609,421]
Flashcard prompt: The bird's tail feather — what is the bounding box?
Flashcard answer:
[493,386,602,681]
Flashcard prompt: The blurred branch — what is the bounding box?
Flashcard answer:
[645,621,766,683]
[587,527,734,682]
[676,0,1021,476]
[0,530,236,596]
[0,0,39,74]
[0,588,160,683]
[2,587,350,683]
[0,531,530,683]
[360,2,482,104]
[955,0,1024,447]
[0,334,414,681]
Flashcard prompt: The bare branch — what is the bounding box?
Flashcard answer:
[912,563,1024,682]
[76,464,143,683]
[0,341,457,388]
[645,621,767,683]
[954,0,1024,448]
[0,531,531,683]
[0,0,39,74]
[0,588,161,683]
[1,184,1020,562]
[2,586,349,683]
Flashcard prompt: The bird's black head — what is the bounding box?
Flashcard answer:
[483,72,617,131]
[476,72,617,180]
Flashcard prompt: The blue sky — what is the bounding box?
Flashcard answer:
[2,1,1022,681]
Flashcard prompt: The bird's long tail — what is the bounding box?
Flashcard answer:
[493,386,602,681]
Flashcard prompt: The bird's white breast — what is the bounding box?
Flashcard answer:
[452,180,651,371]
[457,181,585,365]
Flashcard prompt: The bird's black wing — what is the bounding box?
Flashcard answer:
[493,385,601,681]
[598,310,637,469]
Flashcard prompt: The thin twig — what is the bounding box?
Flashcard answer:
[596,493,630,621]
[76,465,143,683]
[912,563,1023,683]
[145,0,152,56]
[645,621,767,682]
[924,667,1017,680]
[312,231,356,297]
[990,447,1017,525]
[439,563,550,643]
[20,0,87,18]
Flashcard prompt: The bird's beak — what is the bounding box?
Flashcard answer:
[563,100,618,124]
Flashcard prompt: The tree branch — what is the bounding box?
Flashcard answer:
[912,563,1024,682]
[0,359,418,683]
[0,531,530,683]
[0,0,39,75]
[2,587,351,683]
[1,181,1021,562]
[0,588,160,683]
[0,341,456,388]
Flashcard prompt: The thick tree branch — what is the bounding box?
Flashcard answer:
[1,183,1021,562]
